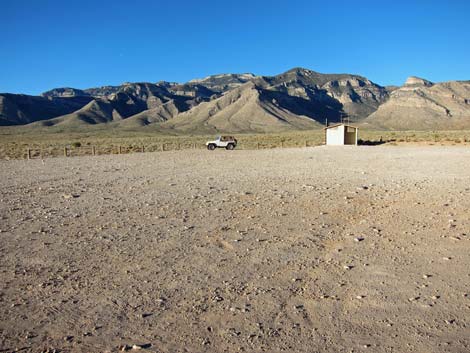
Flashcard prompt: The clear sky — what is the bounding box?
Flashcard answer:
[2,0,469,95]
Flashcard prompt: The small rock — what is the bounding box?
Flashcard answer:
[63,193,80,199]
[354,237,364,242]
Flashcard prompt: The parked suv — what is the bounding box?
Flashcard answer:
[206,136,238,150]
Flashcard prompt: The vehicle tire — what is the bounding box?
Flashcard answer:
[207,144,216,150]
[226,143,235,150]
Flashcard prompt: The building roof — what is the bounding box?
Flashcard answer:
[323,123,358,130]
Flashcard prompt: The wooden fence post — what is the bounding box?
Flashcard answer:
[64,147,67,157]
[305,140,308,147]
[162,143,165,152]
[27,148,31,160]
[92,146,96,155]
[40,149,44,159]
[119,145,122,154]
[257,142,260,149]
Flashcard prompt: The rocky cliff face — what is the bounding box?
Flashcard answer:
[188,73,256,93]
[364,77,470,130]
[41,88,90,98]
[253,68,389,121]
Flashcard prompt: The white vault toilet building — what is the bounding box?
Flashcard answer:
[324,123,358,146]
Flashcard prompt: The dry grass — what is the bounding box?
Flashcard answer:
[1,126,470,159]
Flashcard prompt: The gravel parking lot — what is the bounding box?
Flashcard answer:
[1,146,470,353]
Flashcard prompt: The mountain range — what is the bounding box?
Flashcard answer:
[1,68,469,132]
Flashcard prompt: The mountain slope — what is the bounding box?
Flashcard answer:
[257,68,389,122]
[119,99,192,127]
[364,77,470,130]
[33,82,207,128]
[0,94,93,126]
[158,82,323,133]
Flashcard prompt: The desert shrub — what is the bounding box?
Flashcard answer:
[72,142,81,148]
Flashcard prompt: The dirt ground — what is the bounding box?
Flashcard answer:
[1,146,469,353]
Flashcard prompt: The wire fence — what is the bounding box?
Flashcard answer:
[24,140,322,160]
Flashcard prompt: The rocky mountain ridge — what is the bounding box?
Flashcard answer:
[1,68,469,131]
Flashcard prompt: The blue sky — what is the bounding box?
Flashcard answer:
[2,0,469,95]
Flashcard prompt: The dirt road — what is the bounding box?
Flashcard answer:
[1,146,469,353]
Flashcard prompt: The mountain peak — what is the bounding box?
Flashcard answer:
[286,67,317,74]
[405,76,434,87]
[189,73,255,83]
[41,87,89,98]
